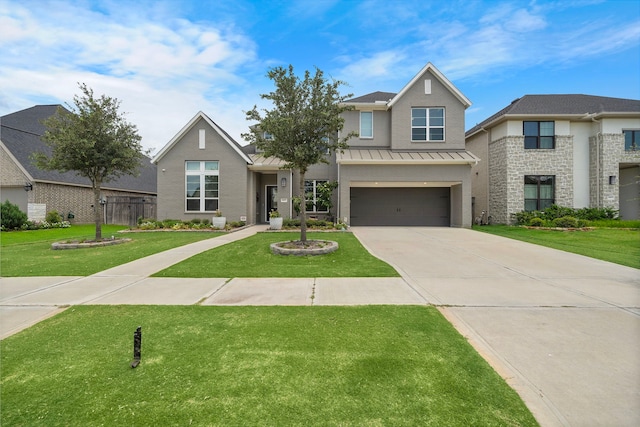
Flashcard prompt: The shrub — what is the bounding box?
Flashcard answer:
[528,217,545,227]
[45,210,63,223]
[1,200,28,230]
[543,204,575,220]
[191,218,202,224]
[162,219,180,228]
[552,216,579,228]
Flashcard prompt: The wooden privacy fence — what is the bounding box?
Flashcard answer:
[106,196,157,227]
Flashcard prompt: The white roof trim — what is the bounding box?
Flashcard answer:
[151,111,252,164]
[388,62,471,109]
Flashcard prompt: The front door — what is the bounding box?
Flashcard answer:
[266,185,278,221]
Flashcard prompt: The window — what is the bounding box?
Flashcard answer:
[411,107,444,141]
[524,121,554,149]
[360,111,373,138]
[263,132,273,141]
[304,180,329,212]
[524,175,555,211]
[624,130,639,151]
[185,161,219,212]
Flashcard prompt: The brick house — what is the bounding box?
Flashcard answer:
[152,62,480,227]
[1,105,157,225]
[465,95,640,223]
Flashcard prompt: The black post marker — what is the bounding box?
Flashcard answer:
[131,326,142,368]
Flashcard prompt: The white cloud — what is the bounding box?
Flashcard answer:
[0,1,258,152]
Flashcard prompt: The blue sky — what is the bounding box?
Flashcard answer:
[1,0,639,153]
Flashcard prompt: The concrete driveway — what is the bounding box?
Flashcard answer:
[352,226,640,427]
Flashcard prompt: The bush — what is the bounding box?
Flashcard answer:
[528,217,545,227]
[514,205,620,225]
[552,216,579,228]
[45,210,63,223]
[1,200,28,230]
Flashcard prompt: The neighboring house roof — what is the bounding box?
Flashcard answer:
[0,105,157,193]
[466,94,640,137]
[152,111,252,164]
[337,149,479,165]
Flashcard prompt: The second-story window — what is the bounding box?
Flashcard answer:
[524,121,555,149]
[623,130,639,151]
[360,111,373,138]
[411,107,445,142]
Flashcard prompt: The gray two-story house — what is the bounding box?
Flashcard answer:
[152,62,479,227]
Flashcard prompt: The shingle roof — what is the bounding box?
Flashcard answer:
[345,91,397,103]
[1,105,157,193]
[466,94,640,137]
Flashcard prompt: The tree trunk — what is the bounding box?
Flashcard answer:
[93,182,103,241]
[298,170,307,243]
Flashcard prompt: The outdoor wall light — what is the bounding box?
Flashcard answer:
[24,182,33,191]
[609,175,617,185]
[99,198,107,205]
[281,177,287,187]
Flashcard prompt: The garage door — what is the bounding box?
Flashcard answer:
[350,187,450,226]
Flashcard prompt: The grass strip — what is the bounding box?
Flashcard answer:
[0,225,223,277]
[0,305,538,426]
[473,226,639,269]
[153,232,399,278]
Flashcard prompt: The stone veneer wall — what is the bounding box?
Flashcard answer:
[490,135,573,224]
[590,133,640,210]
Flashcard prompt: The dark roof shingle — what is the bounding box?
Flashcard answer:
[1,105,156,193]
[466,94,640,136]
[345,91,397,103]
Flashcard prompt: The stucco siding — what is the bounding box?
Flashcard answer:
[466,131,489,220]
[156,117,249,222]
[342,110,391,148]
[390,70,466,151]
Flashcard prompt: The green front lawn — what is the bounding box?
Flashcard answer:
[153,232,399,277]
[474,225,640,269]
[0,225,222,277]
[0,305,538,426]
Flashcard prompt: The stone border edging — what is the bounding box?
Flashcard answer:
[270,240,338,256]
[51,238,132,250]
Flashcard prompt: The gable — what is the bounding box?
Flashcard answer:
[388,63,471,109]
[152,111,252,165]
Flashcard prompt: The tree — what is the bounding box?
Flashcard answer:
[33,83,143,240]
[244,65,357,242]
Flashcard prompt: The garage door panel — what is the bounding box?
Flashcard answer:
[350,187,450,226]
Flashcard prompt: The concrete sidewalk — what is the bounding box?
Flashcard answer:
[0,225,425,338]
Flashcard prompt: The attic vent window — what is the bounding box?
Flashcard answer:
[424,79,431,95]
[199,129,205,149]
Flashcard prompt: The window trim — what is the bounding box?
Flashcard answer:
[524,175,555,211]
[304,179,329,213]
[524,121,555,149]
[185,161,219,213]
[623,129,640,151]
[360,111,373,139]
[411,107,445,142]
